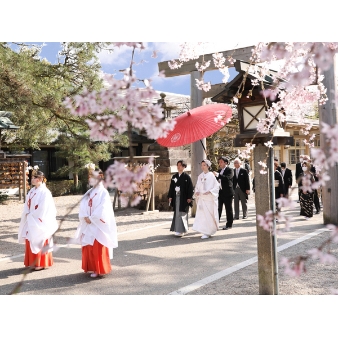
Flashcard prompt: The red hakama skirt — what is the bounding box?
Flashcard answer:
[24,239,53,268]
[81,239,112,275]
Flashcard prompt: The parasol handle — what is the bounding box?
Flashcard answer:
[200,139,206,153]
[199,140,211,165]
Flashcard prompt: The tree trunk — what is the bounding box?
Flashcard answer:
[73,173,79,187]
[318,54,338,224]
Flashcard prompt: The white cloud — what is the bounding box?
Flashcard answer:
[151,71,190,87]
[98,44,129,66]
[152,42,181,61]
[97,42,150,67]
[151,41,258,62]
[97,42,259,68]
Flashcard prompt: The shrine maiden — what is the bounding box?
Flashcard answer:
[72,170,118,278]
[18,170,58,270]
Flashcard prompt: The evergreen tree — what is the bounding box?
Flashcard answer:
[0,42,127,184]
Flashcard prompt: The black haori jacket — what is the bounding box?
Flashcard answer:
[167,172,194,212]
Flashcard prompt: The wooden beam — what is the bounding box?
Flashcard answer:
[158,46,255,77]
[203,83,228,99]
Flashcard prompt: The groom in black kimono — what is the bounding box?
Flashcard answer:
[168,160,194,236]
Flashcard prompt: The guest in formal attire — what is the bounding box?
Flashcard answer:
[295,154,304,183]
[274,160,284,212]
[192,159,220,239]
[310,160,321,214]
[295,154,305,202]
[168,160,194,237]
[244,159,251,175]
[280,162,293,198]
[18,170,58,271]
[233,158,250,220]
[298,161,315,219]
[274,157,282,174]
[72,170,118,278]
[213,156,234,230]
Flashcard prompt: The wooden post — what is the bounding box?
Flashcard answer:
[190,70,205,217]
[23,161,27,202]
[18,162,22,201]
[113,189,121,210]
[151,172,155,211]
[145,182,153,212]
[318,54,338,224]
[254,144,276,295]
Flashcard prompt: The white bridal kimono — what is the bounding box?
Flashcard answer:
[18,183,58,254]
[73,182,118,258]
[192,171,220,236]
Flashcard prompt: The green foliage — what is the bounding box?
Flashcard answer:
[46,179,88,196]
[69,181,88,195]
[0,191,9,204]
[54,131,128,179]
[46,180,74,196]
[0,42,127,174]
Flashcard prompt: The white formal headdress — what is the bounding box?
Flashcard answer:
[203,159,211,167]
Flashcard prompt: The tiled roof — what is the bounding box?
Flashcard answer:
[0,111,19,129]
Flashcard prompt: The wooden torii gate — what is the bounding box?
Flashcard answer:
[157,44,338,295]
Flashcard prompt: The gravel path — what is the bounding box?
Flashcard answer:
[1,193,338,295]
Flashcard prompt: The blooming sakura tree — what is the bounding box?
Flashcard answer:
[64,43,176,206]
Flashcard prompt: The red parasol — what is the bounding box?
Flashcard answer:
[157,103,232,147]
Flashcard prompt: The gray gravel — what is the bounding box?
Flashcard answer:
[1,193,338,295]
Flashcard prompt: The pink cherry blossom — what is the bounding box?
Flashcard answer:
[195,79,211,92]
[279,256,307,277]
[264,140,273,148]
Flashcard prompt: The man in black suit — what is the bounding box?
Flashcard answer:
[274,160,284,212]
[233,158,250,220]
[280,162,292,198]
[213,156,234,230]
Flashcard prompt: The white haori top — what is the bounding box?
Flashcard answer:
[194,171,220,199]
[18,183,58,254]
[192,172,220,235]
[72,182,118,259]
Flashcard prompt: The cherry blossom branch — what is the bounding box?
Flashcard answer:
[63,43,176,205]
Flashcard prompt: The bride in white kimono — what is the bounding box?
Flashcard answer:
[192,159,220,239]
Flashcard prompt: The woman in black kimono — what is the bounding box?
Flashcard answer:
[298,161,315,219]
[168,160,194,236]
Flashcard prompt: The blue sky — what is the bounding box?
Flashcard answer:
[9,42,257,96]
